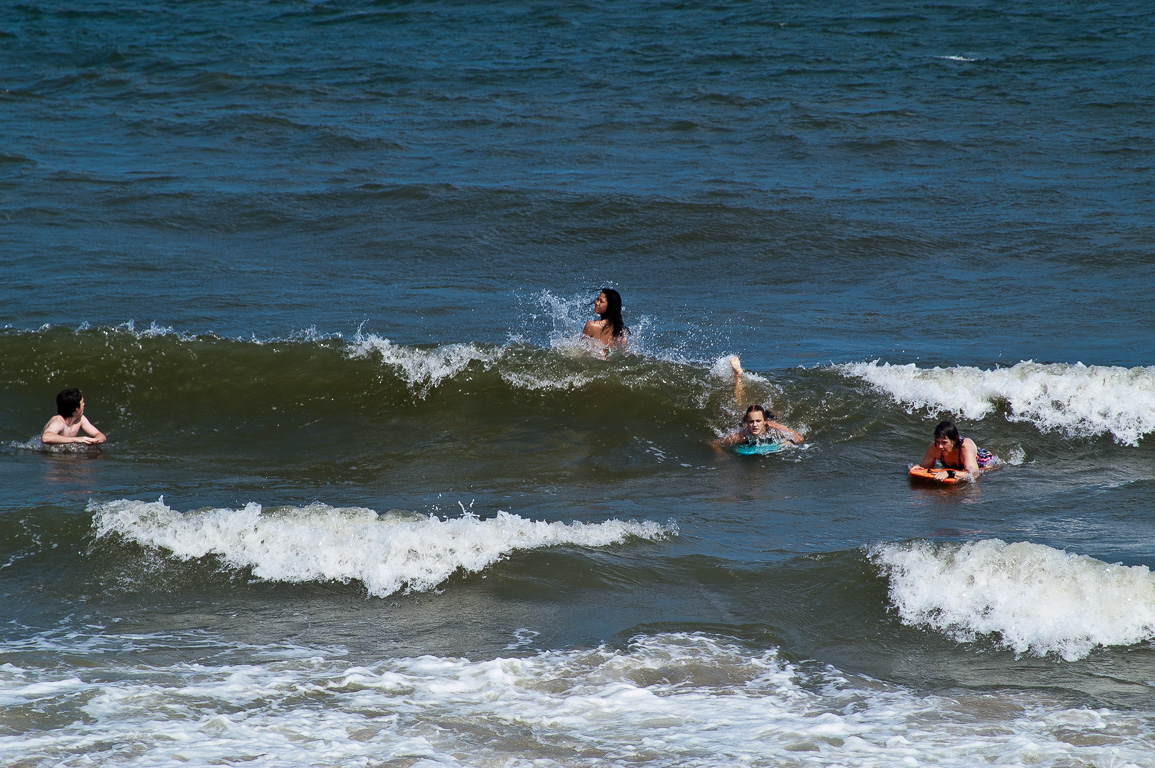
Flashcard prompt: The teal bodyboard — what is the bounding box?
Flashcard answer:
[732,441,788,456]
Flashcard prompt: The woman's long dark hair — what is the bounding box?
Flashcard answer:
[598,288,626,339]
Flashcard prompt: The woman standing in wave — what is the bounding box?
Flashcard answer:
[582,288,627,353]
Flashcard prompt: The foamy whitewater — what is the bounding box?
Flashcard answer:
[842,361,1155,446]
[93,500,675,597]
[2,632,1150,768]
[349,334,507,396]
[4,0,1154,765]
[872,540,1155,661]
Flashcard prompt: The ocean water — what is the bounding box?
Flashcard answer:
[2,1,1155,766]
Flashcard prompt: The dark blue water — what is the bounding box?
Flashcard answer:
[2,1,1154,765]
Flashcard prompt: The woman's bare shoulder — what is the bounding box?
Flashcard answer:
[583,319,609,337]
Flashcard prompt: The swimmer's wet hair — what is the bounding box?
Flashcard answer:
[597,288,626,339]
[934,420,961,446]
[745,404,777,420]
[56,388,83,417]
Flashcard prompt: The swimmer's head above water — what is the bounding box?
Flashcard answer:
[583,288,627,351]
[56,387,85,419]
[593,288,625,339]
[743,404,776,437]
[933,419,962,451]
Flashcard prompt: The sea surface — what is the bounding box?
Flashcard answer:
[3,1,1155,766]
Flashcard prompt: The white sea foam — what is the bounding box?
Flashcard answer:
[1,630,1151,767]
[91,499,674,597]
[349,332,504,394]
[40,319,204,343]
[350,329,610,393]
[500,367,598,391]
[8,436,99,454]
[841,360,1155,445]
[872,539,1155,660]
[114,319,183,338]
[535,289,597,351]
[708,355,768,384]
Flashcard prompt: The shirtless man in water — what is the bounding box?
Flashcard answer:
[42,388,107,446]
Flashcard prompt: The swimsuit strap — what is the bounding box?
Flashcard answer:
[943,436,993,469]
[942,437,966,470]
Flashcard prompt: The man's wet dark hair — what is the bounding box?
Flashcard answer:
[56,388,84,418]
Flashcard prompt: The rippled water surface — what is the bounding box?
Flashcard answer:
[2,1,1154,765]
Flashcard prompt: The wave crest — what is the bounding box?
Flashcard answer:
[871,539,1155,660]
[91,499,675,597]
[842,360,1155,446]
[348,333,505,395]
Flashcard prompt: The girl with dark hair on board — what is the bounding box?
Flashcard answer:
[582,288,627,354]
[917,419,994,481]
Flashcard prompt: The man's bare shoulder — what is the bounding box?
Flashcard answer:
[42,415,67,434]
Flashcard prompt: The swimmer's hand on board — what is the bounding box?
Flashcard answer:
[932,469,971,481]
